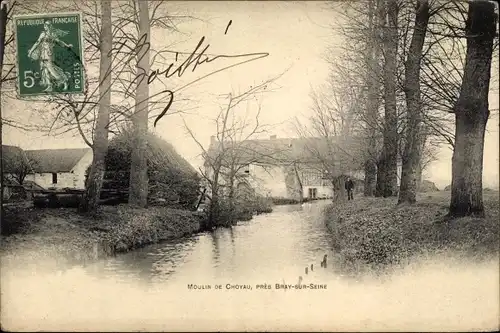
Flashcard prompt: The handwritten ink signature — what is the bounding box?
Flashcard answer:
[111,20,270,127]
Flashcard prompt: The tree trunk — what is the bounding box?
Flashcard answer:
[398,0,429,204]
[415,158,423,191]
[79,0,112,213]
[375,157,385,197]
[128,0,150,208]
[333,175,347,202]
[293,163,304,203]
[381,0,399,198]
[415,130,428,191]
[208,168,221,228]
[0,2,8,223]
[228,171,235,224]
[449,1,496,217]
[364,159,377,196]
[364,0,383,197]
[374,0,387,199]
[209,192,219,228]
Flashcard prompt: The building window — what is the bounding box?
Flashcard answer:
[243,164,250,175]
[302,171,323,186]
[52,173,58,184]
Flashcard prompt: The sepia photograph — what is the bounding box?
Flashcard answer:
[0,0,499,331]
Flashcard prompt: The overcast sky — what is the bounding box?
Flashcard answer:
[3,1,499,189]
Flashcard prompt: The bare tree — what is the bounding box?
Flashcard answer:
[3,150,37,185]
[0,0,15,87]
[22,1,191,142]
[1,0,16,217]
[376,0,400,198]
[90,0,195,207]
[109,0,197,130]
[417,128,440,188]
[7,1,194,212]
[4,1,131,143]
[128,0,150,208]
[418,1,467,151]
[328,0,480,203]
[398,0,430,204]
[295,78,365,202]
[326,0,385,197]
[415,0,497,160]
[78,0,112,213]
[449,1,497,217]
[184,76,282,226]
[362,0,386,197]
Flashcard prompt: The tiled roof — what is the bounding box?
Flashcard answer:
[26,148,91,173]
[205,136,366,169]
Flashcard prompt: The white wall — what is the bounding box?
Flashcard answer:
[25,172,77,189]
[303,185,333,199]
[205,162,337,200]
[25,150,93,190]
[71,149,93,189]
[248,164,288,198]
[204,163,290,198]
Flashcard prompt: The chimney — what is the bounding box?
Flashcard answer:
[270,135,277,140]
[210,135,216,144]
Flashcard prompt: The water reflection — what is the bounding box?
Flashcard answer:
[80,200,488,284]
[2,200,498,331]
[210,230,221,267]
[85,200,338,284]
[279,203,305,213]
[87,236,200,285]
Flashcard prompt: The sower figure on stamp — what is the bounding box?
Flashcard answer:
[28,20,73,92]
[345,176,354,201]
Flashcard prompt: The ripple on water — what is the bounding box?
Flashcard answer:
[1,201,498,331]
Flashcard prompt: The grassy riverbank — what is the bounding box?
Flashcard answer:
[324,191,500,273]
[0,205,204,269]
[0,194,275,270]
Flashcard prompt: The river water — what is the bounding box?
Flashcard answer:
[2,201,499,331]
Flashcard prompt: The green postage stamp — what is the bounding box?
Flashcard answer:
[14,12,85,97]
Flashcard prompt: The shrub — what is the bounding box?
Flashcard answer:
[271,197,300,205]
[247,195,273,214]
[1,206,40,236]
[33,193,81,208]
[85,132,201,210]
[100,206,203,252]
[207,194,273,227]
[418,180,439,192]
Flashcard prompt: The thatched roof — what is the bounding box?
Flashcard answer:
[107,132,196,175]
[146,134,197,174]
[26,148,91,173]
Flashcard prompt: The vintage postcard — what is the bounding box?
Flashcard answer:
[1,0,499,331]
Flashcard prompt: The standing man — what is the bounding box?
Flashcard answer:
[345,176,354,201]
